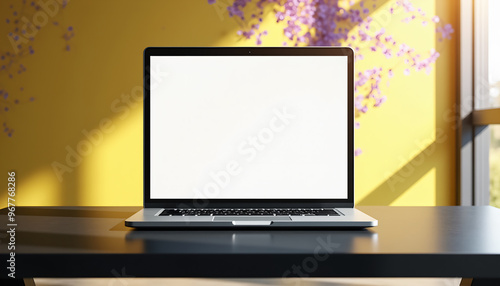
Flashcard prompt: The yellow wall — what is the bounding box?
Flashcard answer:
[0,0,457,207]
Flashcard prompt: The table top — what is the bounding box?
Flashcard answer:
[1,206,500,278]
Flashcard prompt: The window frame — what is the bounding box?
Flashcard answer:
[459,0,500,206]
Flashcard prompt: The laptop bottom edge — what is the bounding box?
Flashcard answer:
[125,208,378,229]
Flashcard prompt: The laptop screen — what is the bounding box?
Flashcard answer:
[149,54,348,200]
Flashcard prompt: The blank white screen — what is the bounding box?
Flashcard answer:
[150,55,348,199]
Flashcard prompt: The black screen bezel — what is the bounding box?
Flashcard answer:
[143,47,354,208]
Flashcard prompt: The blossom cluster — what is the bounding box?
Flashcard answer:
[208,0,454,155]
[1,0,73,137]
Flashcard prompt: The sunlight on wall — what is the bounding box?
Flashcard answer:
[353,0,456,206]
[0,0,457,207]
[80,103,143,206]
[393,168,436,206]
[14,167,63,206]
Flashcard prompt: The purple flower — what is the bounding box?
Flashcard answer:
[354,148,363,156]
[374,96,387,107]
[436,24,454,40]
[383,49,392,59]
[207,0,216,4]
[397,0,415,12]
[358,30,371,42]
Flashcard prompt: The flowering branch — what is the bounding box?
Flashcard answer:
[209,0,455,155]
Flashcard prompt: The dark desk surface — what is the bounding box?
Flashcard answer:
[1,206,500,278]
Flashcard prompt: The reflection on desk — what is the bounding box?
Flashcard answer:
[125,230,378,254]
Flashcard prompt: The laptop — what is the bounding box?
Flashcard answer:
[125,47,377,228]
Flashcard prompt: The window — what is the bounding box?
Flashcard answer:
[484,0,500,208]
[491,126,500,208]
[460,0,500,207]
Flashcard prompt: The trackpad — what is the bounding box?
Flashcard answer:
[214,216,291,221]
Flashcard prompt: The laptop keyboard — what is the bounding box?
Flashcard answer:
[159,208,340,216]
